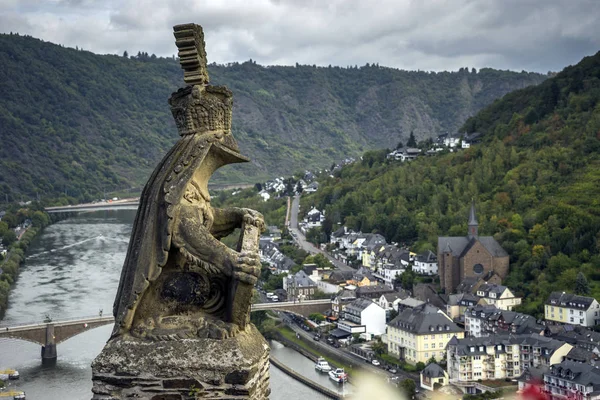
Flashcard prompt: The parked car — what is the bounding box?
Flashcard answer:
[313,335,320,341]
[389,368,397,374]
[371,359,381,366]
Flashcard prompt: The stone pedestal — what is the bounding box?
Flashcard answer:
[91,325,270,399]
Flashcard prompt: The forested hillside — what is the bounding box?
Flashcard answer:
[303,51,600,316]
[0,33,546,201]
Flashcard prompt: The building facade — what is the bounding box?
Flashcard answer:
[437,202,509,294]
[387,304,464,365]
[543,361,600,400]
[545,292,600,327]
[447,334,572,382]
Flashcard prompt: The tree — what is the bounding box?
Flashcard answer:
[399,378,416,398]
[2,230,17,247]
[407,131,417,147]
[123,50,129,58]
[296,181,303,194]
[309,313,325,322]
[254,182,263,192]
[371,339,386,356]
[396,141,404,149]
[427,355,437,365]
[415,362,425,371]
[575,272,590,295]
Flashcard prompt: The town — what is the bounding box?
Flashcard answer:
[255,183,600,399]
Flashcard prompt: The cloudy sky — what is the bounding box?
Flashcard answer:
[1,0,599,73]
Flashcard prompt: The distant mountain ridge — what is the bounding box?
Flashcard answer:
[0,33,547,201]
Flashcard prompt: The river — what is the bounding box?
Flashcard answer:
[0,210,330,399]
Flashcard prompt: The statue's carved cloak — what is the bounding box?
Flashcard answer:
[112,131,247,337]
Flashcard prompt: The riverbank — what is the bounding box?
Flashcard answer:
[273,326,356,375]
[270,355,347,399]
[0,208,53,319]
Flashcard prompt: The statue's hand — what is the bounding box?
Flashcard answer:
[233,252,261,286]
[241,208,265,233]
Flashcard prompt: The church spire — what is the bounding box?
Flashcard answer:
[468,199,478,239]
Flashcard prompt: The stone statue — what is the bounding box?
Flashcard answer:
[92,23,270,399]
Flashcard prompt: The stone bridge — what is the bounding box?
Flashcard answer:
[251,299,331,317]
[0,300,331,363]
[45,200,140,214]
[0,315,114,363]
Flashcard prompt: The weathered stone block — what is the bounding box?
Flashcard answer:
[91,324,270,399]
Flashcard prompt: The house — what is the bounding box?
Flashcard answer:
[340,297,386,339]
[283,270,317,301]
[438,201,509,294]
[412,283,448,310]
[378,292,409,313]
[446,293,482,319]
[543,325,600,356]
[464,305,543,337]
[414,250,438,275]
[328,270,354,285]
[447,334,572,382]
[304,181,319,193]
[330,226,348,246]
[543,360,600,400]
[386,304,464,365]
[355,284,395,299]
[420,363,449,391]
[545,292,600,327]
[259,241,294,275]
[332,289,357,317]
[396,297,426,311]
[304,207,325,229]
[304,265,339,294]
[517,365,549,394]
[375,263,405,287]
[387,148,421,162]
[349,266,377,287]
[400,148,421,162]
[474,283,522,311]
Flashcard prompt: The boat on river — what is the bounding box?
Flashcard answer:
[0,370,19,380]
[0,390,26,399]
[328,368,348,383]
[314,357,332,373]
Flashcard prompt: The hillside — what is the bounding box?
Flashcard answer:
[0,33,547,201]
[304,53,600,314]
[303,50,600,316]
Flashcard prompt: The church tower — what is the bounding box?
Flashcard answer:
[467,200,478,239]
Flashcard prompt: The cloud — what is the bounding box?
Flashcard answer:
[1,0,599,72]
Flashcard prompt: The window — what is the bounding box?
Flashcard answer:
[473,264,484,274]
[432,343,436,349]
[570,317,574,322]
[496,354,500,359]
[425,344,429,349]
[579,311,583,316]
[425,352,429,358]
[580,319,584,324]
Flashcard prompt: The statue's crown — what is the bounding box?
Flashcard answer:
[169,85,232,136]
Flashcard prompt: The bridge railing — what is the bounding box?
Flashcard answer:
[0,315,114,329]
[1,300,331,330]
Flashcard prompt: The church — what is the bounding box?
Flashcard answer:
[437,202,509,294]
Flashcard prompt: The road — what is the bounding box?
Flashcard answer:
[288,194,354,272]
